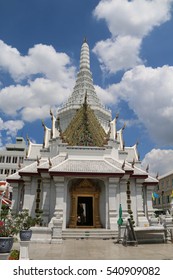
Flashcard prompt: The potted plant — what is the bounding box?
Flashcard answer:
[8,249,20,260]
[15,209,42,241]
[0,205,19,253]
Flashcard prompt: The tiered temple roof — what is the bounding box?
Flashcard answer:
[62,94,108,146]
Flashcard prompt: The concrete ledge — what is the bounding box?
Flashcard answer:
[134,226,165,244]
[31,227,52,243]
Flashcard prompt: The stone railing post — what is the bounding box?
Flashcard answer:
[51,213,63,244]
[19,241,30,260]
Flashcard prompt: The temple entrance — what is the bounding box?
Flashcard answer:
[77,196,93,226]
[68,179,102,228]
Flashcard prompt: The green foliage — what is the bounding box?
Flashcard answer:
[15,209,42,230]
[0,205,19,237]
[8,249,20,260]
[0,207,43,236]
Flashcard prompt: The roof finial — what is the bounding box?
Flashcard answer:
[83,37,87,43]
[146,164,149,173]
[116,113,119,120]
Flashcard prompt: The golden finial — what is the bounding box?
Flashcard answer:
[83,37,87,43]
[42,119,46,130]
[116,113,119,120]
[122,160,125,170]
[122,123,126,130]
[48,158,52,168]
[146,164,149,173]
[131,158,135,168]
[37,156,40,166]
[26,134,30,144]
[50,108,53,116]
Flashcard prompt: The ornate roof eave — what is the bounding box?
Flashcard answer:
[18,171,39,177]
[130,174,148,179]
[143,181,158,186]
[48,171,125,178]
[6,177,23,184]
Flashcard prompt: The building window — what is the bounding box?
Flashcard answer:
[0,156,5,163]
[0,169,3,174]
[166,180,169,190]
[4,169,10,175]
[158,197,161,205]
[11,169,16,174]
[6,156,11,163]
[12,156,18,163]
[162,196,165,204]
[19,157,23,164]
[167,196,170,203]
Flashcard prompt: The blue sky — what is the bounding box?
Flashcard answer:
[1,0,173,176]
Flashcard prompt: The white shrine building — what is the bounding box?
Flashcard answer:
[7,39,158,238]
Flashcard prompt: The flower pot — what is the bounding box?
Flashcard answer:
[20,229,32,241]
[0,237,13,253]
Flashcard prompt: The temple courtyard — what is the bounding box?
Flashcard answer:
[12,239,173,260]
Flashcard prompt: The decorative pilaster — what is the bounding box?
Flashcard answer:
[10,183,20,214]
[119,175,129,218]
[22,177,32,212]
[136,179,149,226]
[108,177,119,230]
[146,185,156,218]
[49,177,64,229]
[41,177,51,225]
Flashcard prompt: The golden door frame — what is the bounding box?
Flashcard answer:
[68,179,102,228]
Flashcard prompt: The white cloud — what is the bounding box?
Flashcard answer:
[93,0,173,73]
[94,84,116,104]
[93,36,142,73]
[142,149,173,177]
[0,40,76,84]
[0,40,76,122]
[118,118,141,128]
[0,78,72,121]
[106,65,173,146]
[0,118,24,138]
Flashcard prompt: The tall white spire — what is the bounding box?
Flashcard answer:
[58,39,111,132]
[80,38,90,70]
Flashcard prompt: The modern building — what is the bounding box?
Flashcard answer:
[152,171,173,213]
[7,40,158,238]
[0,137,27,181]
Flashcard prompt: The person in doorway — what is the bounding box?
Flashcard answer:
[77,203,85,225]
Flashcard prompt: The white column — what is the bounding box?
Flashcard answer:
[11,183,20,214]
[108,177,119,230]
[146,185,156,218]
[41,177,51,225]
[119,175,129,218]
[49,176,64,228]
[136,179,149,226]
[22,177,32,212]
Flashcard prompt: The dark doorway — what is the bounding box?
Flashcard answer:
[77,196,93,226]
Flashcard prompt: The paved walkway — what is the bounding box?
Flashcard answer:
[13,239,173,260]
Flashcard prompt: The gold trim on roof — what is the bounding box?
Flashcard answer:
[62,97,108,147]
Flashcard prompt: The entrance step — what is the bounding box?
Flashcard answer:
[62,229,118,239]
